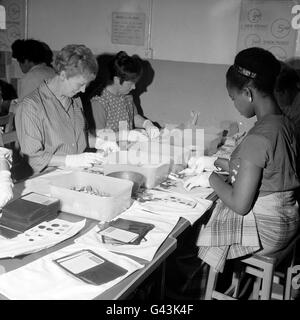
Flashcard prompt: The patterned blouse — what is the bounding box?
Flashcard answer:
[90,88,137,132]
[15,81,87,173]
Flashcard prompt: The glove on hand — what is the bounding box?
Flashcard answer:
[0,147,13,169]
[183,172,212,190]
[0,170,13,208]
[127,129,149,142]
[65,152,105,168]
[94,138,120,153]
[143,120,160,139]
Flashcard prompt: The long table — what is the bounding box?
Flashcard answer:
[0,172,216,300]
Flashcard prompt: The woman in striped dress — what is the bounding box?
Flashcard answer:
[15,44,119,174]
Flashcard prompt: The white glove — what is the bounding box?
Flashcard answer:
[183,172,212,191]
[179,156,217,176]
[0,147,13,169]
[127,129,149,142]
[65,152,105,168]
[189,156,217,173]
[94,138,120,153]
[143,120,160,139]
[0,170,14,208]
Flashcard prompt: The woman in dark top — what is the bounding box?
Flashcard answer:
[184,47,300,271]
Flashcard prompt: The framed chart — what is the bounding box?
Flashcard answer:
[0,0,27,51]
[237,0,297,61]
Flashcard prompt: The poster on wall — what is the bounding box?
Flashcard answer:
[237,0,297,61]
[111,12,146,46]
[0,0,26,51]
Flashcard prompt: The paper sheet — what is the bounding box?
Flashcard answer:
[0,243,143,300]
[0,218,86,258]
[133,189,213,225]
[75,207,179,261]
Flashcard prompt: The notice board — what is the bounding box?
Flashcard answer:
[237,0,297,61]
[0,0,26,51]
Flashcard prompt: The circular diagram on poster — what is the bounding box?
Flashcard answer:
[271,19,291,39]
[7,25,21,43]
[247,8,262,23]
[245,34,261,48]
[8,3,21,20]
[268,46,287,61]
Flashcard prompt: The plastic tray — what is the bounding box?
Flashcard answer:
[43,171,133,221]
[103,150,171,189]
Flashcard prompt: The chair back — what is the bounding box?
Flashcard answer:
[0,130,18,147]
[0,112,14,133]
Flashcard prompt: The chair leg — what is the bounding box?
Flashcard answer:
[260,264,275,300]
[284,267,293,300]
[251,277,261,300]
[205,267,218,300]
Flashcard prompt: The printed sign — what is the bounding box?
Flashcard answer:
[237,0,297,61]
[0,0,26,51]
[111,12,145,46]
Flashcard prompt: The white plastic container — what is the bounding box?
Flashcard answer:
[44,171,133,221]
[103,150,171,189]
[130,141,191,173]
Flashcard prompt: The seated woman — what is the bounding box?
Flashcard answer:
[0,147,13,208]
[183,47,300,272]
[11,39,56,101]
[15,44,118,175]
[90,51,159,141]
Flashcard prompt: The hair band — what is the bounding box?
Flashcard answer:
[234,65,257,79]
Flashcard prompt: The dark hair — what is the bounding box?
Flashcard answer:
[109,51,143,84]
[54,44,98,81]
[11,39,53,66]
[226,47,281,95]
[275,65,300,93]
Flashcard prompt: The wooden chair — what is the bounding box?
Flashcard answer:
[0,112,18,148]
[0,130,18,147]
[0,112,14,134]
[204,233,300,300]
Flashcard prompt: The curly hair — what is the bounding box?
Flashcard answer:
[54,44,98,81]
[108,51,143,84]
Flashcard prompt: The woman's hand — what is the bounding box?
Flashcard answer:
[143,120,160,139]
[180,156,218,176]
[183,172,212,190]
[94,138,120,153]
[0,170,13,208]
[65,152,106,168]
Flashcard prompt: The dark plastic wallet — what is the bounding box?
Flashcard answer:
[53,249,127,286]
[98,218,155,245]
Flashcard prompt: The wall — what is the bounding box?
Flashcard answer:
[27,0,241,64]
[138,59,255,131]
[25,0,255,131]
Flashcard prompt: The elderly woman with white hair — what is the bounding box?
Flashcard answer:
[15,44,118,174]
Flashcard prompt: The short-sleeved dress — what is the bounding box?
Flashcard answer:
[90,89,137,132]
[197,114,300,272]
[229,114,300,253]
